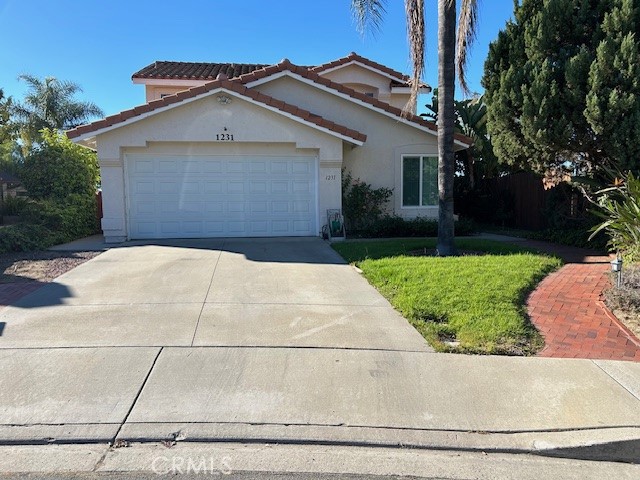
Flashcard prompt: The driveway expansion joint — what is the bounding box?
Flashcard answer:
[592,360,640,402]
[112,347,163,443]
[190,240,225,347]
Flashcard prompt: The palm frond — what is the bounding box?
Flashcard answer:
[351,0,387,36]
[456,0,479,96]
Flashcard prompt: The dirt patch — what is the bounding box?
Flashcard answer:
[0,251,102,283]
[612,308,640,341]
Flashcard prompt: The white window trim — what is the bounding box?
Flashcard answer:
[401,154,438,208]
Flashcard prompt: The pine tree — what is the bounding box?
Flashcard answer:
[585,0,640,173]
[483,0,640,176]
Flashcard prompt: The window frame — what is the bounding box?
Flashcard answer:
[400,154,438,208]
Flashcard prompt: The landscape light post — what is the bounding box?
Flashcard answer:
[610,255,623,288]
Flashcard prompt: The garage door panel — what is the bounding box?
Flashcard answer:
[204,182,224,194]
[292,160,311,174]
[250,161,268,173]
[270,181,289,194]
[226,162,245,174]
[270,161,289,174]
[293,220,312,233]
[158,160,178,173]
[227,181,245,194]
[293,180,312,193]
[127,155,317,239]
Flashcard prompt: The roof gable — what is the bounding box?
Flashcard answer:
[129,53,417,87]
[311,52,410,83]
[68,55,471,148]
[66,79,366,145]
[239,60,471,147]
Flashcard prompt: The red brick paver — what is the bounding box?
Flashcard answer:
[0,282,43,309]
[526,256,640,361]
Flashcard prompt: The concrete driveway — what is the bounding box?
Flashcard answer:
[0,238,639,465]
[0,237,429,351]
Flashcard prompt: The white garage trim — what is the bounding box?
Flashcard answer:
[124,153,319,239]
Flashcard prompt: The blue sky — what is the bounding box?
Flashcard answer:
[0,0,514,117]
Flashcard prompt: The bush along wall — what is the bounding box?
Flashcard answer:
[0,129,100,252]
[348,216,477,239]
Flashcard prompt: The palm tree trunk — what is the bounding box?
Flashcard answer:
[437,0,457,256]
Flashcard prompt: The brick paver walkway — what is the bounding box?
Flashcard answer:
[0,282,44,309]
[528,262,640,361]
[483,234,640,362]
[481,235,640,361]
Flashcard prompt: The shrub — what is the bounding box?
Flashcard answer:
[0,223,55,254]
[604,264,640,313]
[589,171,640,260]
[350,215,477,238]
[1,195,30,216]
[23,195,98,243]
[342,170,392,231]
[11,129,100,249]
[20,129,99,200]
[525,226,608,250]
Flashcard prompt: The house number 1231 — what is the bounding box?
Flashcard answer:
[325,174,336,181]
[216,133,234,141]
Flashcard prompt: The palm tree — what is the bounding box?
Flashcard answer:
[13,74,104,147]
[455,94,501,187]
[352,0,478,256]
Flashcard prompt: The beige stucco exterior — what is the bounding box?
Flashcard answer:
[75,57,461,241]
[318,63,411,110]
[93,93,345,241]
[255,75,440,220]
[145,85,190,102]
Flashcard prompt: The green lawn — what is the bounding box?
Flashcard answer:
[332,238,562,355]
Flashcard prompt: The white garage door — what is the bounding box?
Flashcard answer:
[126,154,317,239]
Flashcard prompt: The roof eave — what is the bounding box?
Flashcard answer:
[67,86,366,147]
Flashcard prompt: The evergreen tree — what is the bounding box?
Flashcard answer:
[482,0,640,177]
[585,0,640,173]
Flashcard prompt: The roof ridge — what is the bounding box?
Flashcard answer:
[66,77,366,144]
[310,52,410,81]
[70,58,470,146]
[234,59,468,144]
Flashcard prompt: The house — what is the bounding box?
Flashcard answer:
[67,53,472,242]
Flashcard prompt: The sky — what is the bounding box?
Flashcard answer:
[0,0,514,117]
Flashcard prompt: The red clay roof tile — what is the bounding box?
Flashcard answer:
[130,53,424,88]
[132,61,270,80]
[68,55,468,146]
[66,74,367,144]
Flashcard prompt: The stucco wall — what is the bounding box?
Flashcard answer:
[94,93,344,241]
[319,63,411,112]
[145,85,190,102]
[255,76,440,220]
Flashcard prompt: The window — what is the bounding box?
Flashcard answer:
[402,155,438,207]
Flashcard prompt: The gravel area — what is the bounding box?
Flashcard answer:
[0,251,102,283]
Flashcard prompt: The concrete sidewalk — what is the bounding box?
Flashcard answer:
[0,237,638,472]
[0,347,638,463]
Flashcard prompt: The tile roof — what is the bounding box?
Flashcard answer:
[236,60,470,146]
[68,57,470,147]
[132,61,270,80]
[131,53,422,87]
[311,52,410,81]
[66,78,366,144]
